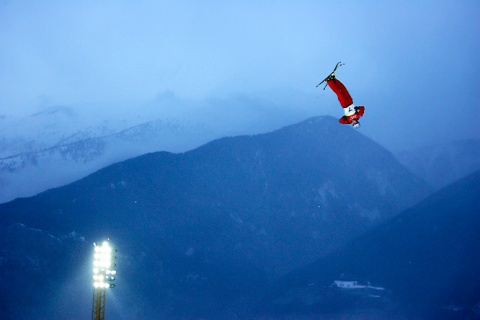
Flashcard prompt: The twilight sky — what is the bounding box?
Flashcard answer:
[1,0,479,151]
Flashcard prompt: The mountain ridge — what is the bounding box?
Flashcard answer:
[262,170,480,319]
[396,138,480,190]
[0,115,434,319]
[0,117,216,203]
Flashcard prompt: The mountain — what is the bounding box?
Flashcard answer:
[0,98,309,204]
[0,111,217,204]
[262,170,480,320]
[0,116,433,319]
[396,139,480,190]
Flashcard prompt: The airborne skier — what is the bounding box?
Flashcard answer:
[318,62,365,128]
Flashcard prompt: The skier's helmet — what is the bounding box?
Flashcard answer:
[352,122,360,129]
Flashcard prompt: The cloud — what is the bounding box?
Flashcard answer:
[0,1,479,151]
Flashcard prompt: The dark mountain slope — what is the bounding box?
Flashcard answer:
[1,117,431,273]
[263,171,480,319]
[0,116,432,319]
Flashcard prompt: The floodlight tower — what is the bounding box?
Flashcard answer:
[91,239,117,320]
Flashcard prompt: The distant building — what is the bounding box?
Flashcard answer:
[333,280,385,291]
[333,280,365,289]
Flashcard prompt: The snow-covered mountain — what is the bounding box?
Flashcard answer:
[0,99,310,204]
[0,106,218,203]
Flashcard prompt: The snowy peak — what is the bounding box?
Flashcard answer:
[0,114,216,203]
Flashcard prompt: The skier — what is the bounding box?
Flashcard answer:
[326,74,364,128]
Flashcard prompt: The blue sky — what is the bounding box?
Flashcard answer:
[1,0,479,151]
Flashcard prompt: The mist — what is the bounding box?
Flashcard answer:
[1,1,479,153]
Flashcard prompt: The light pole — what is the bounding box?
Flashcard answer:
[91,239,116,320]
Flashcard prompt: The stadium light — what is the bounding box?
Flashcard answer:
[92,238,117,320]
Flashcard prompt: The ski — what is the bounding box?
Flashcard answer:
[316,61,345,90]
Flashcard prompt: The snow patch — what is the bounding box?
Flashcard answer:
[185,247,195,257]
[230,213,244,225]
[315,181,338,205]
[367,169,392,196]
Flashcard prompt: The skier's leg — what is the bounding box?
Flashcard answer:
[327,79,353,108]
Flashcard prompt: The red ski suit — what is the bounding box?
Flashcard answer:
[327,78,364,124]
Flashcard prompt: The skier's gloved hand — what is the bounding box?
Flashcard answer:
[354,106,359,112]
